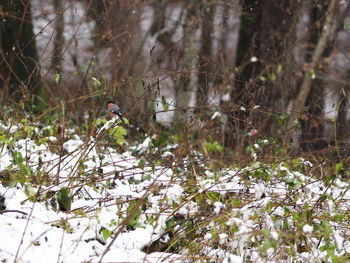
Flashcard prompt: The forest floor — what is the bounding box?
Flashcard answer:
[0,117,349,263]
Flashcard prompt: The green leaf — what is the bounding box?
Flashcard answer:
[259,76,267,82]
[203,141,223,153]
[92,77,101,87]
[277,114,287,127]
[260,238,272,252]
[285,178,297,188]
[102,228,111,240]
[95,118,107,126]
[138,159,146,167]
[161,96,169,111]
[166,217,175,230]
[335,162,343,173]
[275,147,282,155]
[268,72,276,82]
[11,151,24,165]
[206,192,221,203]
[333,214,343,222]
[57,188,71,211]
[109,126,127,145]
[126,200,142,229]
[231,199,241,208]
[277,64,283,73]
[308,69,316,79]
[122,118,129,125]
[24,184,36,201]
[55,73,61,85]
[52,219,73,233]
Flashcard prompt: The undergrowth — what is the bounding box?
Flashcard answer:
[0,113,350,263]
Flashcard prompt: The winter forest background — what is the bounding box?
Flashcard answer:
[1,0,350,262]
[2,0,350,154]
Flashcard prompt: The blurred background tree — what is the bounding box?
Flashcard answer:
[1,0,350,157]
[0,0,46,110]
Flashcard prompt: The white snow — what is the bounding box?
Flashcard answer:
[1,119,350,262]
[250,56,258,62]
[303,224,313,233]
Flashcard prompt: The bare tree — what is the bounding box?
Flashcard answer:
[286,0,338,152]
[51,0,65,72]
[223,0,298,151]
[198,0,215,104]
[0,0,45,109]
[175,2,201,122]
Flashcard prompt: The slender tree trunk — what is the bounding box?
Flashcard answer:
[198,0,214,105]
[336,89,347,144]
[278,0,311,151]
[175,4,201,122]
[218,2,240,152]
[283,0,311,108]
[51,0,65,72]
[285,0,338,152]
[324,2,350,144]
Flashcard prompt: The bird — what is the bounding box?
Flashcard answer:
[107,101,125,123]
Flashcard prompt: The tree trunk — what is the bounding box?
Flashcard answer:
[285,0,338,152]
[51,0,65,72]
[0,0,45,110]
[198,0,214,105]
[226,0,296,149]
[248,0,298,135]
[175,4,201,122]
[217,2,241,152]
[283,0,311,109]
[108,1,144,113]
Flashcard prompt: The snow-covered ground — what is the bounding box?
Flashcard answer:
[1,119,350,262]
[0,119,183,263]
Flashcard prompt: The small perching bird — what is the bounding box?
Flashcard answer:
[107,101,125,123]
